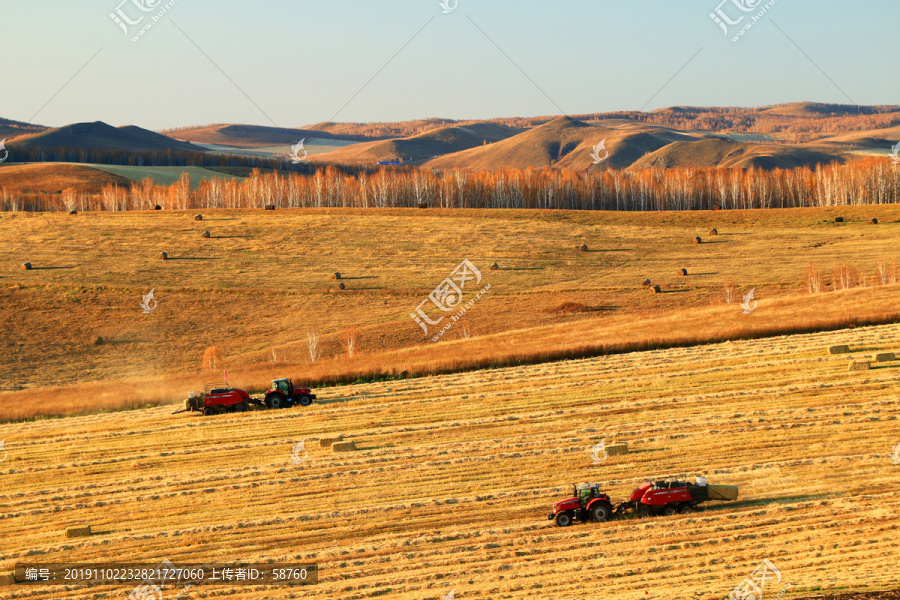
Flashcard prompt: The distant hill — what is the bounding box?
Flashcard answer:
[313,122,522,164]
[0,163,132,194]
[629,137,845,170]
[9,121,204,153]
[0,117,46,140]
[423,117,693,171]
[160,123,373,148]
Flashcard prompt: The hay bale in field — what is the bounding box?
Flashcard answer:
[0,572,14,586]
[828,345,850,355]
[848,361,870,371]
[319,435,345,447]
[65,526,92,538]
[332,441,357,452]
[677,268,688,276]
[641,279,652,287]
[69,210,78,215]
[201,231,210,238]
[708,485,739,501]
[489,262,499,271]
[194,214,203,221]
[154,205,162,211]
[338,282,346,290]
[869,218,878,224]
[606,442,628,456]
[649,285,662,294]
[692,236,702,244]
[873,352,896,362]
[21,262,31,271]
[265,205,276,210]
[160,252,168,260]
[834,216,844,223]
[417,202,428,209]
[579,243,588,252]
[709,228,718,235]
[91,335,104,346]
[331,272,341,280]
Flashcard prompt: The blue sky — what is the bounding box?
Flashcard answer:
[3,0,898,130]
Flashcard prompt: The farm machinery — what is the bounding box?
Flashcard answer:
[173,378,316,416]
[548,478,739,526]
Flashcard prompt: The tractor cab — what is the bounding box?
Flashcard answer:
[272,378,293,395]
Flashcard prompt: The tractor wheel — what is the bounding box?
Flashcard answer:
[297,394,313,407]
[202,406,216,416]
[265,394,284,409]
[638,506,651,519]
[555,512,573,527]
[233,401,248,412]
[591,502,613,522]
[679,505,694,514]
[663,504,678,517]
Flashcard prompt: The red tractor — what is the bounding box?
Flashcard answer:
[548,478,738,525]
[264,378,315,409]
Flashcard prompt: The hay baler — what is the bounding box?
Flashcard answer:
[548,478,738,525]
[176,384,257,416]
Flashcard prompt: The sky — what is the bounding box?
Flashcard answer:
[2,0,899,130]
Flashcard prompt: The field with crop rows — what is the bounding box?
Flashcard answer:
[2,322,899,599]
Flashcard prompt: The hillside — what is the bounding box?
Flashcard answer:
[8,121,205,153]
[0,163,132,194]
[0,116,46,140]
[161,123,371,148]
[423,117,693,170]
[629,137,846,170]
[2,323,899,598]
[313,122,522,164]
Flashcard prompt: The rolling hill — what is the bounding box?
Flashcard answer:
[8,121,205,153]
[0,163,132,194]
[312,122,522,164]
[629,137,846,170]
[161,123,370,148]
[0,117,46,140]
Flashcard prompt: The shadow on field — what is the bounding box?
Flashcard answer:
[699,240,728,244]
[168,257,221,261]
[214,235,252,239]
[506,267,544,271]
[31,266,75,270]
[689,272,719,276]
[340,276,379,280]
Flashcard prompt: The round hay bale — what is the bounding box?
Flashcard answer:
[709,228,718,235]
[692,236,702,244]
[160,252,168,260]
[834,216,844,223]
[579,244,588,252]
[154,205,162,211]
[194,214,203,221]
[417,202,428,209]
[265,205,276,211]
[21,262,32,271]
[489,262,499,271]
[201,231,211,238]
[338,282,346,290]
[677,268,688,276]
[649,285,662,294]
[91,335,104,346]
[641,279,652,287]
[331,272,341,280]
[69,210,78,215]
[869,218,878,225]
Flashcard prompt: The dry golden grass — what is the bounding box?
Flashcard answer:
[0,163,131,194]
[1,324,899,598]
[2,206,900,421]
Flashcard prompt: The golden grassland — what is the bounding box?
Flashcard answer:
[1,324,899,599]
[1,206,900,421]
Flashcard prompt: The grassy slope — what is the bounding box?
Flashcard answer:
[88,164,243,187]
[1,206,899,421]
[1,324,898,598]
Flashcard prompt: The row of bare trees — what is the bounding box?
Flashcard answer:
[4,158,900,213]
[806,259,899,294]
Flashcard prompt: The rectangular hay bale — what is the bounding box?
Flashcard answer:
[707,485,739,501]
[605,442,629,456]
[0,573,15,586]
[848,361,870,371]
[874,352,896,363]
[319,437,342,447]
[828,345,850,355]
[332,441,357,452]
[65,526,92,538]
